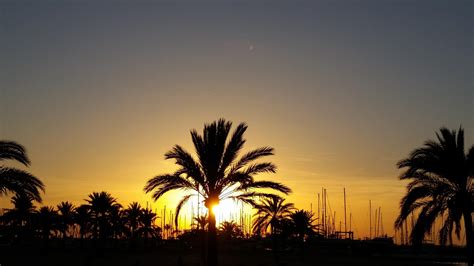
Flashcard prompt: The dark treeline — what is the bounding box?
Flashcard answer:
[0,190,322,251]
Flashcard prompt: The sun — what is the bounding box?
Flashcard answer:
[210,199,242,221]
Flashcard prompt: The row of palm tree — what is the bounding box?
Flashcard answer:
[0,192,161,245]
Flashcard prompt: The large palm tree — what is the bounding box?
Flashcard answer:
[252,196,294,236]
[144,119,291,266]
[395,127,473,263]
[0,141,44,202]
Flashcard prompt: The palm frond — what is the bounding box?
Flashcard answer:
[230,147,274,174]
[144,174,195,200]
[0,140,30,166]
[0,167,44,202]
[220,122,247,175]
[174,194,195,228]
[239,181,291,194]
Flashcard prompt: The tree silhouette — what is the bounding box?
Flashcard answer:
[35,206,57,241]
[289,210,319,243]
[144,119,291,266]
[137,207,161,242]
[85,191,122,240]
[194,214,209,230]
[395,127,473,264]
[252,195,294,236]
[0,141,44,202]
[219,221,243,240]
[1,193,37,243]
[75,204,92,246]
[57,201,75,239]
[124,202,142,239]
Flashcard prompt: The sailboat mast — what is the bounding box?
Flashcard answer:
[344,188,347,233]
[369,200,372,239]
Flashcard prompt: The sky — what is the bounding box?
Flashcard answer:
[1,0,473,240]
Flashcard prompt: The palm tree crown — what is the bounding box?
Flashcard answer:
[144,119,291,218]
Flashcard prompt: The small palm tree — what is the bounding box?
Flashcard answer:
[144,119,291,266]
[1,193,37,242]
[252,196,294,236]
[85,191,122,240]
[289,210,319,242]
[75,204,92,242]
[124,202,142,239]
[219,221,242,240]
[0,141,44,202]
[138,208,160,240]
[35,206,58,240]
[57,201,75,239]
[395,127,473,263]
[194,214,209,230]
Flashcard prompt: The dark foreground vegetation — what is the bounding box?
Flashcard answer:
[1,238,468,266]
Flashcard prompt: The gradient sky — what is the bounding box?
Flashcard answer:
[1,0,473,240]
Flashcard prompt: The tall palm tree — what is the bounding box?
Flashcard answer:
[144,119,291,266]
[252,196,294,236]
[395,127,473,263]
[57,201,75,239]
[0,141,44,202]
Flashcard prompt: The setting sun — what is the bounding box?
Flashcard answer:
[211,199,247,224]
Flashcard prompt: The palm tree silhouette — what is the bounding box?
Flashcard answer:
[75,204,92,246]
[57,201,75,239]
[289,210,319,243]
[219,221,242,240]
[36,206,58,241]
[124,202,142,239]
[85,191,122,240]
[144,119,291,266]
[395,127,473,263]
[252,196,294,236]
[0,141,44,202]
[137,207,160,243]
[194,214,209,230]
[1,193,37,243]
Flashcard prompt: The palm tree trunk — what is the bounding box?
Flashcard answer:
[463,210,473,265]
[208,211,218,266]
